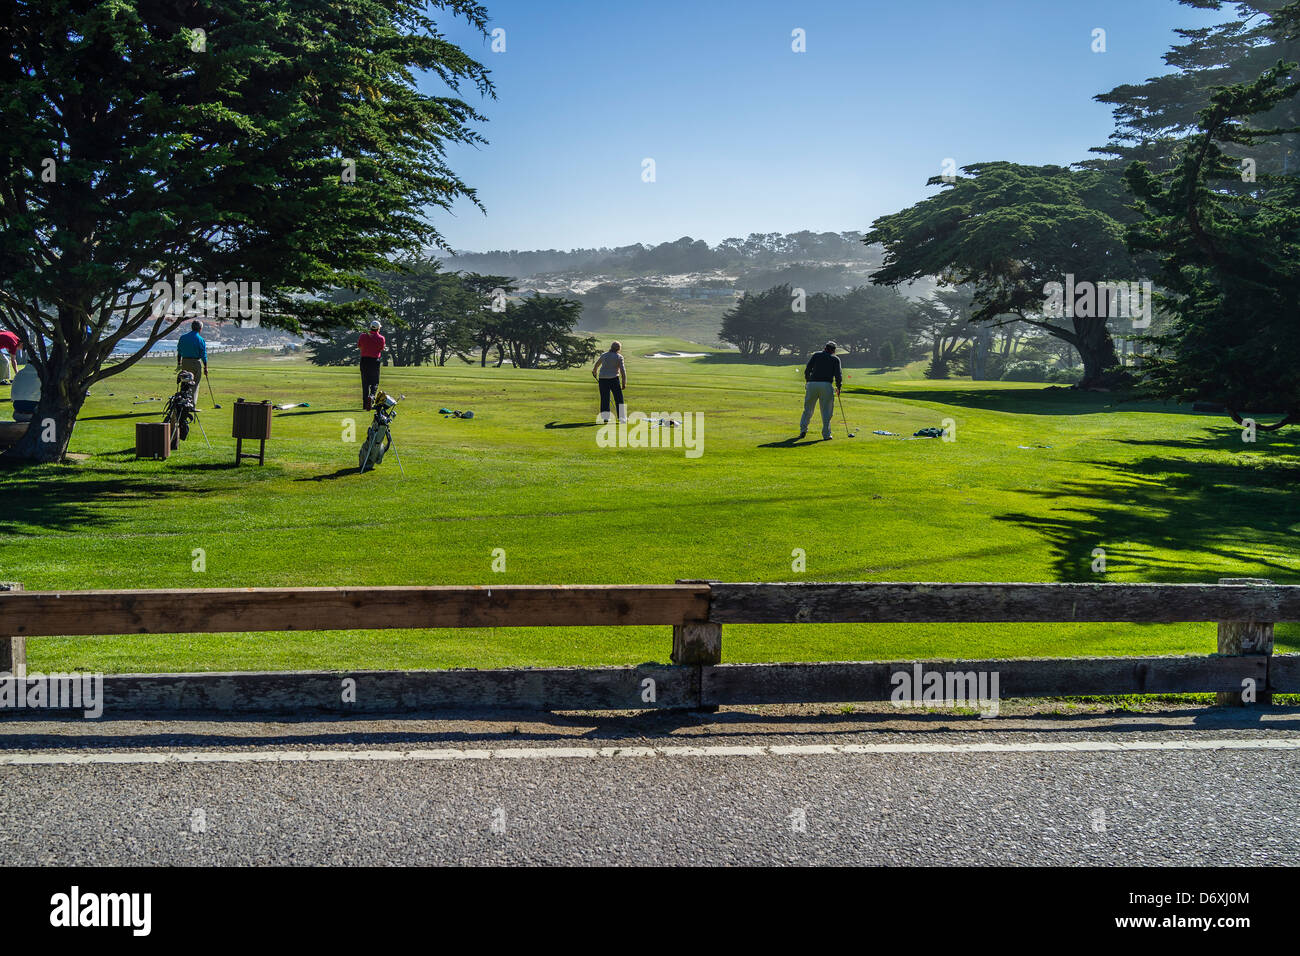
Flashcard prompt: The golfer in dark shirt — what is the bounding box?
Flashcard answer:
[800,341,842,440]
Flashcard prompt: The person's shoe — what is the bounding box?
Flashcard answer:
[797,430,806,439]
[823,433,833,440]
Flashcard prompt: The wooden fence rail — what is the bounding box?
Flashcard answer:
[0,579,1294,714]
[0,584,710,637]
[707,581,1300,624]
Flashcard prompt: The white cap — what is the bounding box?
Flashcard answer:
[369,320,381,330]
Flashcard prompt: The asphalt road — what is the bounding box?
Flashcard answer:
[1,706,1297,866]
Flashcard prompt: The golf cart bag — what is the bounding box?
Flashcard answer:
[163,370,198,449]
[358,390,401,472]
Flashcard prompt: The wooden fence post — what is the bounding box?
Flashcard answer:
[671,621,722,666]
[671,580,720,711]
[0,582,24,674]
[1216,577,1273,706]
[671,580,721,666]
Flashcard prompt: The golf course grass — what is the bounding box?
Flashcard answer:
[2,334,1297,674]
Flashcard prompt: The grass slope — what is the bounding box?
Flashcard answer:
[2,335,1296,673]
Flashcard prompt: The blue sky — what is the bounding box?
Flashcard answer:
[431,0,1226,252]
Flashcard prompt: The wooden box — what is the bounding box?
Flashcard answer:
[232,399,273,440]
[135,422,172,459]
[0,421,27,450]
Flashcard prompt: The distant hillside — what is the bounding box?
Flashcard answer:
[441,231,881,279]
[439,231,907,343]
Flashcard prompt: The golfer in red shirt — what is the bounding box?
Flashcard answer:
[0,329,20,385]
[358,320,385,410]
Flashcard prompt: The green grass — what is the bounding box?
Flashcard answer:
[3,334,1297,674]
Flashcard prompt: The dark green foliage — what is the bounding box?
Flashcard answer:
[0,0,492,459]
[1095,1,1300,176]
[1125,58,1300,426]
[309,264,523,368]
[719,284,919,362]
[866,162,1147,387]
[305,328,361,367]
[495,294,596,370]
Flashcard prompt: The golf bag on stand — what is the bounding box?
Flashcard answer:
[358,390,404,473]
[163,370,199,450]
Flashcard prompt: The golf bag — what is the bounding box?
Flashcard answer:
[358,390,401,472]
[163,370,198,450]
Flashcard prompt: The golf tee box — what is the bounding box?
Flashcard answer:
[232,398,272,466]
[135,422,171,460]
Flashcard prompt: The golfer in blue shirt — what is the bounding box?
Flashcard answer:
[177,320,208,381]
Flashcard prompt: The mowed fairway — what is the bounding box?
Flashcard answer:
[2,334,1297,674]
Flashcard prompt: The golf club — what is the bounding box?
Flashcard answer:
[205,373,221,409]
[838,391,858,438]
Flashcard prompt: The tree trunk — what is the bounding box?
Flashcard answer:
[1074,317,1120,387]
[4,378,86,462]
[971,325,991,381]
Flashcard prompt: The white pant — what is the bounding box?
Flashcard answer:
[800,381,835,437]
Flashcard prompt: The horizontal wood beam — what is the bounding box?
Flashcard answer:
[708,582,1300,624]
[85,665,698,714]
[4,657,1278,717]
[702,656,1268,705]
[0,585,711,637]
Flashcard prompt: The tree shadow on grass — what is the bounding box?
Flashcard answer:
[848,385,1187,418]
[994,450,1300,583]
[78,411,160,422]
[1112,429,1300,455]
[0,470,219,534]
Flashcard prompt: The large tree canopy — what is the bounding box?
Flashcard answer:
[494,294,596,370]
[865,162,1150,387]
[0,0,493,460]
[1125,61,1300,427]
[1095,0,1300,174]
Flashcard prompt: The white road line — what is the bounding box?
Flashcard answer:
[0,737,1299,767]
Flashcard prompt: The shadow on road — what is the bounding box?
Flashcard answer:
[0,703,1295,752]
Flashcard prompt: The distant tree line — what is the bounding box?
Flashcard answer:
[718,280,1117,382]
[442,231,881,278]
[719,284,917,366]
[307,258,597,370]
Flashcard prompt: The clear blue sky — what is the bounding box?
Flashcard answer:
[431,0,1225,252]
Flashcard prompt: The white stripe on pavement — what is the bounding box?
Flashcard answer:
[1,737,1300,767]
